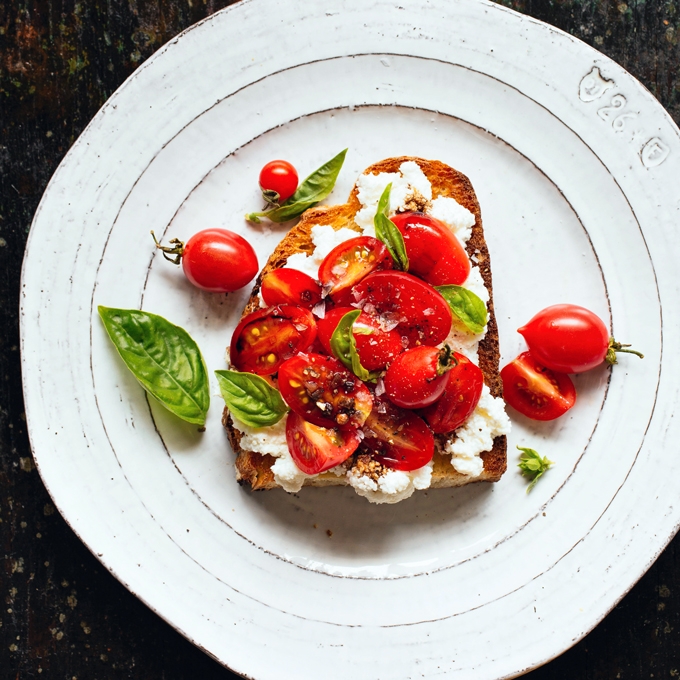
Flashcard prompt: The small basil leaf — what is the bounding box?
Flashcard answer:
[98,306,210,426]
[215,370,288,428]
[329,310,380,382]
[435,284,488,334]
[246,149,347,223]
[374,183,409,271]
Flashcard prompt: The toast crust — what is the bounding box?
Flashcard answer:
[226,157,507,491]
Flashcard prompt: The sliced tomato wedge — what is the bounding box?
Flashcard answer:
[229,305,317,375]
[500,351,576,421]
[285,412,361,475]
[351,271,452,347]
[390,212,471,286]
[278,353,373,428]
[318,236,393,305]
[361,397,434,471]
[316,306,404,370]
[419,352,484,433]
[260,268,322,309]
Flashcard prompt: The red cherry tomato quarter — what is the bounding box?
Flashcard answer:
[352,271,452,348]
[318,236,393,304]
[260,268,322,309]
[419,352,484,433]
[390,212,471,286]
[384,345,453,409]
[500,351,576,421]
[178,229,258,293]
[518,304,609,373]
[278,353,373,428]
[361,397,434,471]
[286,412,361,475]
[230,305,317,375]
[259,160,299,203]
[316,306,403,371]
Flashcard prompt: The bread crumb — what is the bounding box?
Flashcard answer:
[326,529,333,537]
[352,454,387,481]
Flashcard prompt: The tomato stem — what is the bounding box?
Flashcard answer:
[261,187,281,208]
[150,230,184,265]
[606,338,644,365]
[436,344,459,376]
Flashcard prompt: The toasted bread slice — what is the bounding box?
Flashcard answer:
[224,157,506,491]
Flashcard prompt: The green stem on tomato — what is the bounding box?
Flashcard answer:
[436,344,459,376]
[151,230,184,265]
[605,338,644,365]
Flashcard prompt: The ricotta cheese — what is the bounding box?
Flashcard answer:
[429,195,476,244]
[445,385,512,477]
[347,461,434,504]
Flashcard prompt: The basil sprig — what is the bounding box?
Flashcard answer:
[435,284,488,334]
[329,310,380,383]
[246,149,347,223]
[98,307,210,426]
[374,183,409,271]
[215,370,288,428]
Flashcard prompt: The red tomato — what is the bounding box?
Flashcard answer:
[361,397,434,471]
[318,236,393,304]
[384,345,453,408]
[419,353,484,433]
[259,160,299,203]
[260,268,322,309]
[160,228,258,293]
[316,306,403,370]
[390,212,471,286]
[229,305,317,375]
[517,304,642,373]
[352,271,452,347]
[278,353,373,428]
[500,351,576,421]
[285,412,361,475]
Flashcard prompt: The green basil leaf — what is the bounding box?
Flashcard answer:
[215,370,288,428]
[329,310,380,383]
[98,306,210,426]
[246,149,347,223]
[374,183,409,271]
[435,284,488,334]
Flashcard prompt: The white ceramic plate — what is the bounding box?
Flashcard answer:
[20,1,680,678]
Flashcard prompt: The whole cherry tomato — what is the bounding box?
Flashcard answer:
[390,212,471,286]
[500,351,576,421]
[260,268,322,309]
[383,345,455,409]
[153,228,258,293]
[316,306,403,370]
[318,236,393,305]
[352,271,452,347]
[278,353,373,429]
[518,304,643,373]
[229,305,317,375]
[361,397,434,471]
[419,352,484,433]
[259,160,299,203]
[285,412,361,475]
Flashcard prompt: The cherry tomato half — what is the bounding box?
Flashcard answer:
[259,160,299,203]
[518,304,612,373]
[361,397,434,471]
[384,345,453,409]
[390,212,471,286]
[419,352,484,433]
[260,268,322,309]
[278,353,373,428]
[285,411,361,475]
[318,236,393,305]
[500,351,576,421]
[180,229,258,293]
[229,305,317,375]
[352,271,453,347]
[317,306,403,371]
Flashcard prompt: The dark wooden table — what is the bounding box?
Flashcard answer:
[2,1,679,677]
